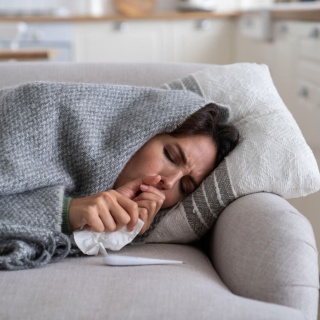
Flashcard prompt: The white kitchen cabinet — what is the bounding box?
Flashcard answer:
[276,22,320,264]
[170,19,234,64]
[72,21,170,62]
[72,19,235,64]
[235,19,320,265]
[270,22,297,109]
[234,17,275,67]
[235,20,320,146]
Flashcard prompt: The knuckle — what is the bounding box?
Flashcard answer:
[102,191,114,202]
[139,208,148,220]
[85,207,97,220]
[120,214,131,225]
[95,197,105,207]
[130,201,139,213]
[105,223,116,232]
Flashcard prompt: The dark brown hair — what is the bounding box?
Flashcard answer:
[170,103,239,168]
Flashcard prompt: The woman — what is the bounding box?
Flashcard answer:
[67,104,239,236]
[0,81,238,269]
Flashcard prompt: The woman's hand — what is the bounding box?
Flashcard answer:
[116,175,165,234]
[69,190,139,232]
[133,184,165,235]
[69,175,165,234]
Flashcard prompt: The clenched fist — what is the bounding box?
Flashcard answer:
[69,175,165,234]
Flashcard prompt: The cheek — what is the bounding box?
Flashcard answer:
[138,152,164,175]
[161,189,183,209]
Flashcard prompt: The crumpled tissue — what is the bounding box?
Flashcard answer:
[73,219,144,255]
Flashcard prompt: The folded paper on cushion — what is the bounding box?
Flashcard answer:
[136,63,320,244]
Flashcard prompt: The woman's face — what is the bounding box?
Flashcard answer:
[114,134,217,208]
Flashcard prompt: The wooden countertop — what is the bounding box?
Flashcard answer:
[0,6,318,23]
[272,8,320,22]
[0,11,240,23]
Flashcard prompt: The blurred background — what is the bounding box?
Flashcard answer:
[0,0,319,270]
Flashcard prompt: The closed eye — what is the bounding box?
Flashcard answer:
[180,177,195,196]
[164,145,198,195]
[163,147,175,164]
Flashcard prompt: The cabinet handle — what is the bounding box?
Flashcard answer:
[309,28,319,39]
[196,20,212,30]
[244,17,253,27]
[298,87,309,98]
[114,22,129,32]
[280,24,288,34]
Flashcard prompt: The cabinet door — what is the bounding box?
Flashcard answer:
[270,22,298,109]
[234,19,320,265]
[73,21,169,62]
[234,19,275,67]
[285,22,320,265]
[170,19,234,64]
[297,22,320,63]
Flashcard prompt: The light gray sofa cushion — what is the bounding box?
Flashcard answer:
[0,243,304,320]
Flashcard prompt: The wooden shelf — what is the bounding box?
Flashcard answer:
[0,49,56,61]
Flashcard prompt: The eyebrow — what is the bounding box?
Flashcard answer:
[174,143,199,190]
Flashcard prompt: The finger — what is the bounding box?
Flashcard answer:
[100,192,131,230]
[137,206,149,235]
[84,207,108,233]
[138,207,148,225]
[136,200,157,213]
[137,185,165,199]
[114,193,139,230]
[141,175,162,187]
[117,175,162,199]
[134,192,164,214]
[105,207,130,231]
[139,217,152,235]
[134,190,165,203]
[135,200,158,235]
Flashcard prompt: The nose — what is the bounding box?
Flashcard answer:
[160,170,184,190]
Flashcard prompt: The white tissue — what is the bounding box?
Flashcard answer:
[73,219,144,255]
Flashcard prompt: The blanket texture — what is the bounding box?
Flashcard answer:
[0,81,207,270]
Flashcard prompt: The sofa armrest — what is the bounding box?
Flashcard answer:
[209,192,319,320]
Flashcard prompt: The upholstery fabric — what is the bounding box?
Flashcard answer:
[141,63,320,244]
[0,243,304,320]
[211,192,319,320]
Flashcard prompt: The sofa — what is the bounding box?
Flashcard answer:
[0,62,318,320]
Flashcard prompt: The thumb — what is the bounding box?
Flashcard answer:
[116,175,161,199]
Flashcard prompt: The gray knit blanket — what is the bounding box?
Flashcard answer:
[0,82,207,270]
